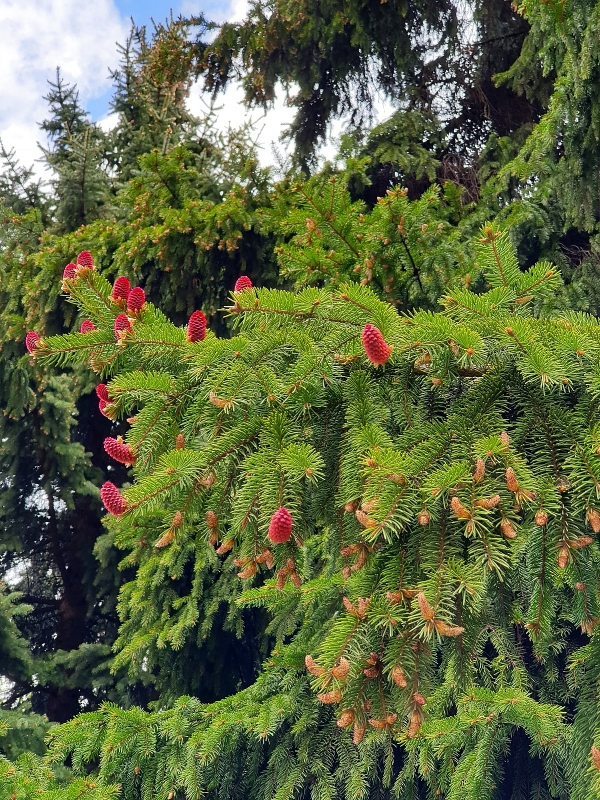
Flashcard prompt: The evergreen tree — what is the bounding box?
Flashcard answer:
[0,19,278,723]
[40,70,111,232]
[16,213,600,798]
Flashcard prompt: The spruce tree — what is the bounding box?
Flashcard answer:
[0,18,278,723]
[10,204,600,798]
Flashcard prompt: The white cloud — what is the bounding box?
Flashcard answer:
[181,0,249,24]
[0,0,126,171]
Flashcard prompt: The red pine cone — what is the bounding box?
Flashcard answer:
[234,276,253,292]
[362,324,392,366]
[77,251,94,268]
[268,507,293,544]
[187,310,207,342]
[63,263,77,280]
[25,331,40,353]
[111,277,131,302]
[104,437,136,465]
[98,399,112,418]
[127,287,146,312]
[96,383,109,401]
[100,481,127,515]
[114,313,132,339]
[80,320,96,333]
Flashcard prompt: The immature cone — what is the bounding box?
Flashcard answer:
[25,331,40,353]
[114,313,132,339]
[305,654,326,676]
[391,665,407,687]
[234,275,253,292]
[80,320,96,333]
[534,509,549,526]
[127,287,146,312]
[362,324,392,366]
[331,657,351,680]
[317,688,342,704]
[434,619,465,637]
[473,458,485,483]
[63,263,77,280]
[417,592,435,621]
[505,467,519,492]
[111,276,131,302]
[100,481,127,516]
[558,546,569,569]
[500,518,517,539]
[450,496,471,520]
[187,310,207,342]
[337,710,355,728]
[98,399,112,418]
[176,433,185,450]
[76,251,94,268]
[353,722,366,744]
[588,508,600,533]
[96,383,109,402]
[268,507,293,544]
[103,437,136,466]
[475,494,501,509]
[205,510,218,529]
[591,745,600,770]
[417,509,430,526]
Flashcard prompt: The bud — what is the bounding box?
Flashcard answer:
[391,665,407,687]
[355,509,377,528]
[176,433,185,450]
[433,619,465,636]
[592,745,600,770]
[505,467,519,492]
[417,592,435,621]
[473,458,485,483]
[475,495,501,509]
[588,508,600,533]
[317,689,342,704]
[344,500,358,513]
[413,692,426,706]
[337,710,355,728]
[215,538,234,555]
[331,657,350,680]
[500,518,517,539]
[417,509,430,526]
[205,510,218,529]
[368,718,386,729]
[534,509,548,526]
[172,511,183,528]
[558,546,569,569]
[450,496,471,520]
[154,529,175,548]
[500,431,510,448]
[80,320,96,333]
[406,711,423,738]
[353,722,366,744]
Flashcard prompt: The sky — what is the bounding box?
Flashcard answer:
[0,0,298,175]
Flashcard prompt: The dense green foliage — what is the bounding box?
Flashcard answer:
[5,0,600,797]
